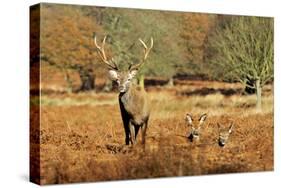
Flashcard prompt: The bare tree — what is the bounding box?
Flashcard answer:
[207,16,273,110]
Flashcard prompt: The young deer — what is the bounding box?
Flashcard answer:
[217,123,234,147]
[94,36,153,145]
[185,113,207,142]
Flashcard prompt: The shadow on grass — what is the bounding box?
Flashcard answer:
[179,87,243,97]
[206,163,250,174]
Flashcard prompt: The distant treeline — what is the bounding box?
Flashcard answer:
[31,3,273,109]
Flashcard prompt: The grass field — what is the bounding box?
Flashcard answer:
[32,80,273,184]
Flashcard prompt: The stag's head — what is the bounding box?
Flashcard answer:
[185,113,207,142]
[217,123,234,147]
[94,36,153,93]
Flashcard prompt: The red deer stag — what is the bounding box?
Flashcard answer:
[94,36,153,145]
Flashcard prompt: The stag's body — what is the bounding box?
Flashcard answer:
[94,36,153,145]
[119,85,150,145]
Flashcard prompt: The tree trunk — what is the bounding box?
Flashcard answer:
[255,79,262,111]
[138,74,145,89]
[64,71,73,94]
[103,79,113,92]
[245,78,255,94]
[78,68,95,92]
[167,77,174,87]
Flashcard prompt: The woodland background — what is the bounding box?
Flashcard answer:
[30,3,273,109]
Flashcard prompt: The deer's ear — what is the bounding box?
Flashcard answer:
[217,123,221,130]
[185,113,193,125]
[108,70,118,81]
[129,69,138,79]
[199,113,207,123]
[229,123,234,133]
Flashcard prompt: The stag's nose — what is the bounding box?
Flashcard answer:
[118,85,126,92]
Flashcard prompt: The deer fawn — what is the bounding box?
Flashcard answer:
[94,36,153,145]
[185,113,207,142]
[217,123,234,147]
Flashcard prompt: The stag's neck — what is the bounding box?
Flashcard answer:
[119,85,133,103]
[119,84,143,105]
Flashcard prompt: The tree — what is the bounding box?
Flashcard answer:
[207,16,273,110]
[181,13,216,75]
[85,7,186,87]
[40,4,104,92]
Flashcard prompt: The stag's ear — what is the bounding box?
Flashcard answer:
[185,113,193,125]
[228,123,234,133]
[199,113,207,124]
[108,69,118,81]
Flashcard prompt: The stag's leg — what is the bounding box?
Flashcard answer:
[129,121,136,145]
[124,123,130,145]
[140,121,148,145]
[121,118,130,145]
[119,103,130,145]
[135,125,140,140]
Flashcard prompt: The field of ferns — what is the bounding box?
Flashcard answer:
[30,79,273,185]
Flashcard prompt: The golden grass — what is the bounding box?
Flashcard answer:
[32,82,274,184]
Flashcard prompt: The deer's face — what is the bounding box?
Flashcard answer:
[108,69,138,93]
[185,113,207,141]
[218,123,233,147]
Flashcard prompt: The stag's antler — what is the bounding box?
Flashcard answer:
[94,36,118,70]
[139,37,153,61]
[129,37,153,70]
